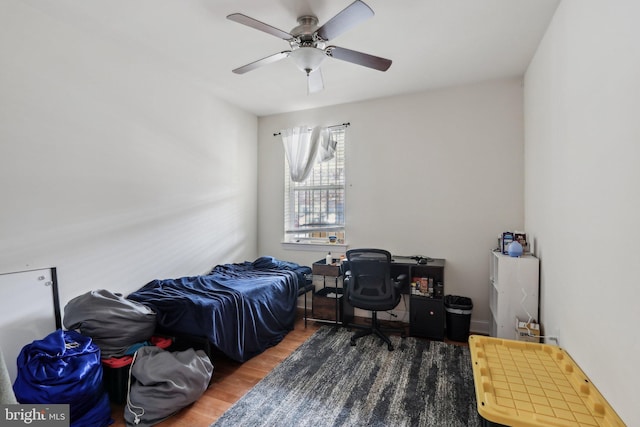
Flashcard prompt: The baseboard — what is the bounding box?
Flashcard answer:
[470,319,490,336]
[297,298,491,337]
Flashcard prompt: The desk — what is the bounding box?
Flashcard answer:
[339,256,445,293]
[388,256,445,295]
[310,255,445,341]
[390,257,446,341]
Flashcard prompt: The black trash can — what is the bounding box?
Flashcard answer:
[444,295,473,342]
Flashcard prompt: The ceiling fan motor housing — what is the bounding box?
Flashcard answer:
[290,15,326,49]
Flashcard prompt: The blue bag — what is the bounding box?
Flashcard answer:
[13,329,112,427]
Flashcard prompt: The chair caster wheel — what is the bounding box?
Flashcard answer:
[401,332,406,339]
[387,344,394,351]
[350,339,356,346]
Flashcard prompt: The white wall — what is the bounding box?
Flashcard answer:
[0,2,258,308]
[258,78,525,330]
[524,1,640,425]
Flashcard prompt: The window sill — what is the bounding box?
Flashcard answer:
[281,241,348,252]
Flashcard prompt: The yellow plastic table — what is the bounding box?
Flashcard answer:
[468,335,625,426]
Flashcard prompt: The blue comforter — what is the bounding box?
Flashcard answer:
[128,257,311,362]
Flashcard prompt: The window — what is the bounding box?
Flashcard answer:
[284,126,346,244]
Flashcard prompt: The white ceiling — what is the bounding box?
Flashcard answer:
[25,0,560,117]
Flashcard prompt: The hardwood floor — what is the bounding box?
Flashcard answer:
[108,313,468,426]
[109,313,320,427]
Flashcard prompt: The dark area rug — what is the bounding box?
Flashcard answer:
[211,326,481,426]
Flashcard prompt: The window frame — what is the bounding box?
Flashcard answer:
[283,126,346,246]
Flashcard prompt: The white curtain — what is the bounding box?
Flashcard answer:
[317,127,336,163]
[282,125,336,182]
[281,126,320,182]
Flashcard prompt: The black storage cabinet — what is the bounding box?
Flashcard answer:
[444,295,473,342]
[409,295,445,341]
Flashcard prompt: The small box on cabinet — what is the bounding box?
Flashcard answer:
[516,318,540,343]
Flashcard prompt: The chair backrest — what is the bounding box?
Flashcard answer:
[345,249,400,311]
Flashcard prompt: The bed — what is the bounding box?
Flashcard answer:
[127,256,312,362]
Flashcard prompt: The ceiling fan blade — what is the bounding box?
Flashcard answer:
[227,13,293,40]
[307,69,324,94]
[326,46,392,71]
[232,51,291,74]
[316,0,374,41]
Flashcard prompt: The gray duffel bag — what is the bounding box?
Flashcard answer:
[125,346,214,427]
[63,289,157,358]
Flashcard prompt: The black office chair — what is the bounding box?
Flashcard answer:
[344,249,407,351]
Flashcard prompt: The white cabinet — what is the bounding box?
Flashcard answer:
[489,251,539,339]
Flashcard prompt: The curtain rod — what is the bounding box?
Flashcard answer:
[273,122,350,137]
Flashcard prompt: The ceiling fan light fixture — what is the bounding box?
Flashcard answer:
[290,47,326,74]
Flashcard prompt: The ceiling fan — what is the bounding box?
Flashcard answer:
[227,0,392,94]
